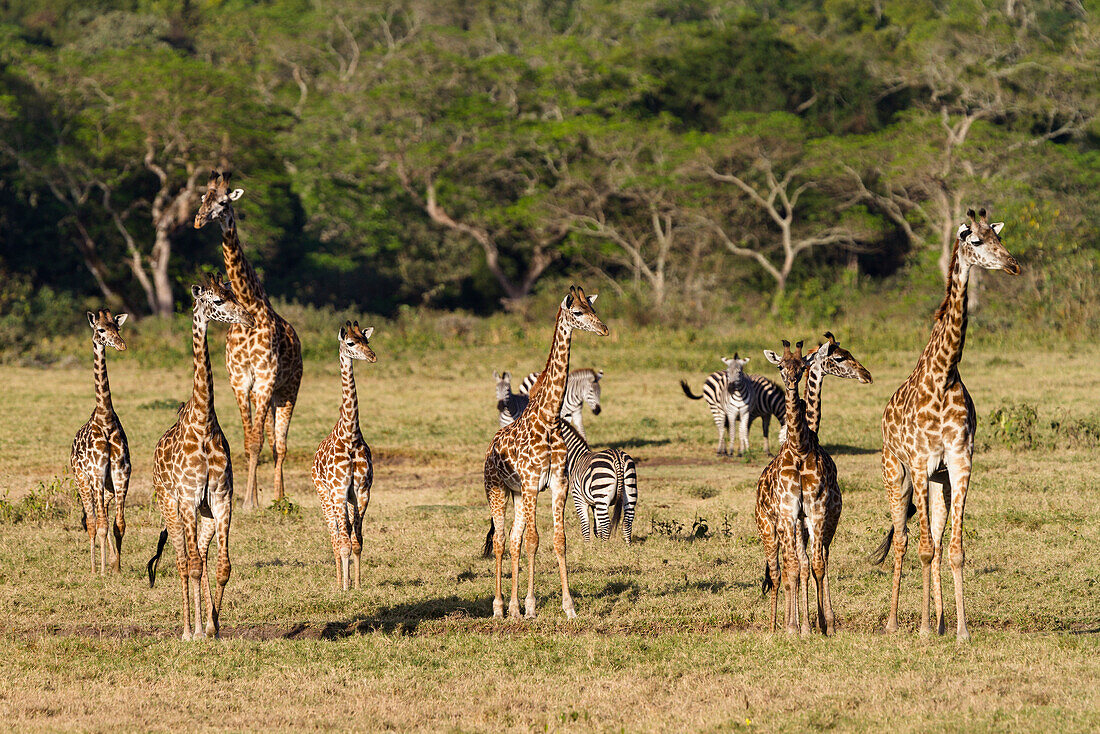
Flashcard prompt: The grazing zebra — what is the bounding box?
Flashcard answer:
[520,368,603,439]
[493,371,529,427]
[558,418,637,543]
[680,355,786,455]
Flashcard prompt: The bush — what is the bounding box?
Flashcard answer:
[0,474,79,524]
[987,402,1039,450]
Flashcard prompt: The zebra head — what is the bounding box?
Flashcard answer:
[810,333,872,384]
[584,369,602,415]
[493,371,513,412]
[720,354,750,387]
[764,340,805,393]
[339,320,376,362]
[956,208,1020,275]
[561,285,608,337]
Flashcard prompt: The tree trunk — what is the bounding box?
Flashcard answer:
[150,227,175,317]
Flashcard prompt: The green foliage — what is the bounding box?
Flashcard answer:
[0,474,78,524]
[987,402,1039,450]
[267,496,302,520]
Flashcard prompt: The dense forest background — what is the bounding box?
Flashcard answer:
[1,0,1098,348]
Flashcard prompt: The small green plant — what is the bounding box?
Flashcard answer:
[1049,411,1100,448]
[0,474,79,524]
[650,516,684,537]
[139,398,184,411]
[720,512,735,538]
[987,402,1039,449]
[687,484,718,500]
[268,496,302,518]
[691,516,710,538]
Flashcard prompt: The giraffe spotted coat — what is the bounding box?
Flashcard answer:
[70,309,130,574]
[312,321,376,591]
[483,285,608,620]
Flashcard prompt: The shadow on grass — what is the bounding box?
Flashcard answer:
[606,437,671,450]
[823,444,879,456]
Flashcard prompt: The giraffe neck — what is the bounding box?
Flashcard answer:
[220,217,270,316]
[919,239,972,389]
[804,362,825,434]
[337,353,360,439]
[92,341,113,417]
[189,313,216,428]
[528,308,572,424]
[783,375,811,455]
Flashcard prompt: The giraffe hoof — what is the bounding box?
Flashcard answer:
[564,608,577,620]
[205,623,218,638]
[524,609,537,620]
[192,628,206,640]
[956,629,971,644]
[918,626,932,639]
[181,631,193,642]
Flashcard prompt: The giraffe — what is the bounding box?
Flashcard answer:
[756,340,840,635]
[146,275,253,641]
[70,308,130,574]
[312,320,376,591]
[756,335,872,632]
[193,171,303,511]
[483,285,608,620]
[875,208,1020,642]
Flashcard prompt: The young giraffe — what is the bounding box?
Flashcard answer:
[194,171,303,511]
[756,341,839,635]
[756,335,872,632]
[312,321,376,591]
[147,275,253,640]
[484,285,608,620]
[70,309,130,574]
[875,208,1019,641]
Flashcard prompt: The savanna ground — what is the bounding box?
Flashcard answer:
[0,314,1098,731]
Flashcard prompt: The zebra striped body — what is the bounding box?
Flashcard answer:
[493,371,529,427]
[521,368,602,439]
[557,418,637,543]
[680,356,785,455]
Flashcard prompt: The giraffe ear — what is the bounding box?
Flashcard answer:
[991,222,1004,234]
[818,340,834,358]
[763,350,782,366]
[586,294,598,306]
[563,293,573,309]
[86,311,97,327]
[191,284,203,298]
[361,326,374,340]
[228,188,245,201]
[114,313,128,327]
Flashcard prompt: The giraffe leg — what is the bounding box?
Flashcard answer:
[523,496,539,620]
[109,461,129,574]
[339,502,352,592]
[74,472,97,574]
[180,496,204,639]
[272,389,298,503]
[779,521,799,634]
[197,516,216,639]
[352,469,369,591]
[796,521,811,637]
[167,511,192,642]
[928,472,950,636]
[882,449,908,633]
[550,469,576,619]
[210,478,232,638]
[244,392,271,512]
[488,485,507,619]
[508,490,527,620]
[909,462,934,637]
[946,453,972,643]
[230,379,255,510]
[92,469,109,576]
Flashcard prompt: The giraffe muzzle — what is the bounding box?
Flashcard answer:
[1004,257,1021,276]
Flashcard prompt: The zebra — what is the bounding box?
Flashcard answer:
[680,355,786,455]
[557,418,637,543]
[519,367,603,439]
[493,371,529,427]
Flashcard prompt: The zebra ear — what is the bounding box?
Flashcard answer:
[594,369,603,382]
[721,356,733,366]
[741,356,749,364]
[763,349,782,366]
[493,371,500,380]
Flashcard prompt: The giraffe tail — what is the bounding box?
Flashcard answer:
[761,562,775,596]
[870,495,916,565]
[482,518,495,558]
[680,380,703,400]
[147,528,168,588]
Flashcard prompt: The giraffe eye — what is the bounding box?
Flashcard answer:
[213,298,225,305]
[97,328,105,333]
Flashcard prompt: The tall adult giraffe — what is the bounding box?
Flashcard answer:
[147,275,253,640]
[194,171,303,511]
[70,308,130,574]
[875,208,1019,641]
[484,285,608,620]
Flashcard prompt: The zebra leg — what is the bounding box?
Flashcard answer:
[572,483,592,542]
[594,499,612,541]
[714,411,727,456]
[739,411,751,456]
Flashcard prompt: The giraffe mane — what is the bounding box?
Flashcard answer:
[934,237,962,321]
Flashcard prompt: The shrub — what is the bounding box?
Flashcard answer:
[987,402,1039,450]
[0,474,79,524]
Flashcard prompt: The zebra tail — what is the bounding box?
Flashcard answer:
[609,453,625,535]
[482,518,495,558]
[680,380,703,400]
[147,528,168,588]
[871,477,917,565]
[761,562,774,596]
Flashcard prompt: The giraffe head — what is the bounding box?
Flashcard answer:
[339,320,376,363]
[808,332,872,384]
[720,354,750,385]
[957,208,1020,275]
[763,340,805,392]
[493,371,513,412]
[190,274,254,327]
[193,170,244,230]
[561,285,608,336]
[86,309,127,351]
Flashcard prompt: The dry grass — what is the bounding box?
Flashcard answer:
[0,328,1098,731]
